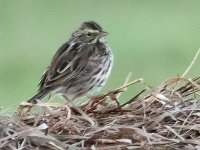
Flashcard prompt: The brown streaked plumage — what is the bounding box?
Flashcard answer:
[28,21,113,103]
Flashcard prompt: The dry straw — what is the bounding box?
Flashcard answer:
[1,49,200,150]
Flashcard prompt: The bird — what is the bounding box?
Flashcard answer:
[28,21,113,104]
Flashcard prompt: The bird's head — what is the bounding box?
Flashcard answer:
[72,21,108,43]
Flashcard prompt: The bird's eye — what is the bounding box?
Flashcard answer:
[87,32,92,37]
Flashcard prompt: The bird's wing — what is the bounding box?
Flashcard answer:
[39,42,92,89]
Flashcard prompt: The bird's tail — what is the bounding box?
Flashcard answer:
[27,90,48,104]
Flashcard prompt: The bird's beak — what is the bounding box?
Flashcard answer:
[99,31,108,37]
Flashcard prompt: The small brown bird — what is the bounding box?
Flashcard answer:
[28,21,113,103]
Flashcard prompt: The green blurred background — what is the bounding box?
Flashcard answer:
[1,0,200,109]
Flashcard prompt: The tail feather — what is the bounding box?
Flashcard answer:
[27,90,48,104]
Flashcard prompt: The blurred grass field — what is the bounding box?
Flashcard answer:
[1,0,200,109]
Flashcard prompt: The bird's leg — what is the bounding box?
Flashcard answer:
[47,94,52,101]
[63,96,95,126]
